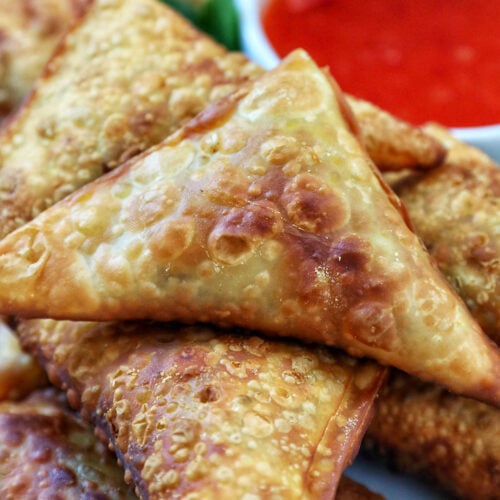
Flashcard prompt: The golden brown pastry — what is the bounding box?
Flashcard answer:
[0,318,46,401]
[0,386,135,499]
[387,124,500,343]
[347,96,446,172]
[0,0,91,119]
[364,370,500,500]
[0,0,261,238]
[18,318,386,499]
[0,50,498,405]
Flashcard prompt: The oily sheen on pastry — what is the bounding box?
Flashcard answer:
[0,51,498,405]
[18,319,386,499]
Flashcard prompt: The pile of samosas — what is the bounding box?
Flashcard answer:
[0,1,498,498]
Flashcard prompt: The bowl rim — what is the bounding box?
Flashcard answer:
[235,0,500,140]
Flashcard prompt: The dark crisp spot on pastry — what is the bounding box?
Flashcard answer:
[329,236,370,275]
[208,201,282,265]
[197,386,219,403]
[471,243,496,264]
[32,446,53,464]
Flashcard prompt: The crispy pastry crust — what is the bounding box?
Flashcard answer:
[0,0,91,119]
[18,319,386,499]
[0,0,262,237]
[347,96,447,171]
[0,387,135,499]
[365,370,500,500]
[0,51,498,405]
[387,124,500,343]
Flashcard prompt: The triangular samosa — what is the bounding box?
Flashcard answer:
[0,387,135,498]
[0,0,261,237]
[18,318,386,499]
[0,50,498,405]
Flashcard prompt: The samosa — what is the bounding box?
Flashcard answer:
[347,96,446,172]
[18,318,386,499]
[0,387,135,498]
[1,50,498,406]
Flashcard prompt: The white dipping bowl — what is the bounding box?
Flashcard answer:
[235,0,500,162]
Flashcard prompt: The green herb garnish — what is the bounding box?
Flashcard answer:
[161,0,241,50]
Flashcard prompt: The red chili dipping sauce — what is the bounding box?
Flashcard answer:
[263,0,500,127]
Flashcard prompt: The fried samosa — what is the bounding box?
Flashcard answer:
[0,318,46,401]
[0,0,91,119]
[346,96,446,172]
[0,386,135,499]
[0,50,498,405]
[0,0,261,238]
[387,125,500,343]
[17,318,386,499]
[364,370,500,499]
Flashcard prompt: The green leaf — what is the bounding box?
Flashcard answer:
[160,0,241,51]
[198,0,241,51]
[159,0,198,23]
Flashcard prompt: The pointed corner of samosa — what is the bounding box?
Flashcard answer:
[0,225,48,317]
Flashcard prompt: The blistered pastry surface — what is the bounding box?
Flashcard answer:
[0,387,135,499]
[0,50,498,404]
[0,0,261,237]
[18,318,385,499]
[347,96,446,171]
[389,124,500,343]
[365,370,500,499]
[0,0,91,118]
